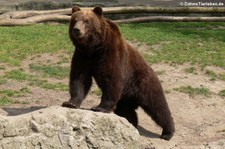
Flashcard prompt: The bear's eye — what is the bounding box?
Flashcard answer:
[84,20,89,24]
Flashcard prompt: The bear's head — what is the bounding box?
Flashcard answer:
[69,6,105,47]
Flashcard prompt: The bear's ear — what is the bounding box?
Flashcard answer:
[93,6,103,16]
[72,6,81,14]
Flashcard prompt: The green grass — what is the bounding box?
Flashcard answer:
[184,67,197,74]
[5,69,68,91]
[5,69,35,81]
[91,88,102,96]
[1,22,225,99]
[0,87,31,103]
[13,100,29,105]
[0,66,5,70]
[29,80,68,91]
[219,90,225,97]
[29,64,69,79]
[0,96,14,106]
[0,89,20,97]
[1,23,225,68]
[205,70,217,81]
[174,85,212,97]
[0,88,29,97]
[217,129,225,133]
[120,22,225,68]
[0,79,7,85]
[164,90,171,94]
[0,87,30,106]
[0,97,29,106]
[0,24,73,66]
[156,70,166,75]
[205,70,225,81]
[218,73,225,81]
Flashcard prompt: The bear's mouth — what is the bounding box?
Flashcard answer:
[88,35,93,41]
[73,32,82,39]
[73,33,84,40]
[75,35,90,41]
[73,34,93,45]
[74,34,92,41]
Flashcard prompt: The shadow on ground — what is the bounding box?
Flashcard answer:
[138,125,161,139]
[2,106,47,116]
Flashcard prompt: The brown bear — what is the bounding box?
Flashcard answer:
[62,6,175,140]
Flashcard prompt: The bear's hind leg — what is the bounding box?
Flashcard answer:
[141,95,175,140]
[114,98,138,127]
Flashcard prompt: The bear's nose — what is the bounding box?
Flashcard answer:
[73,28,80,36]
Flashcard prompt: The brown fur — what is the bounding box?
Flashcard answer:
[62,6,175,140]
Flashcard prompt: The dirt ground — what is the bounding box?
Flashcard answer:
[0,42,225,148]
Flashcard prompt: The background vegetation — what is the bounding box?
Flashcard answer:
[0,22,225,106]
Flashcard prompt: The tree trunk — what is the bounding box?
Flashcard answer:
[1,15,225,26]
[115,16,225,23]
[104,6,225,14]
[2,6,225,19]
[0,6,225,26]
[4,9,71,19]
[0,15,70,26]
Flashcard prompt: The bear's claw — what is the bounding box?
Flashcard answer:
[160,134,173,141]
[91,106,112,113]
[161,131,174,141]
[62,101,77,108]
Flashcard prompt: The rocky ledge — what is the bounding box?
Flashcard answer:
[0,106,140,149]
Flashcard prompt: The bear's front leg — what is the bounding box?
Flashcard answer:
[62,51,92,109]
[92,82,123,113]
[92,94,116,112]
[62,74,92,108]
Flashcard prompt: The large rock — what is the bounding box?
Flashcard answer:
[0,106,140,149]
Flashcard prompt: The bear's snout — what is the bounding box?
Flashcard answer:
[73,28,81,37]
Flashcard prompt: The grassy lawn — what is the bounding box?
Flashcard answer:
[0,25,73,66]
[1,23,225,67]
[120,22,225,68]
[174,85,212,97]
[0,22,225,106]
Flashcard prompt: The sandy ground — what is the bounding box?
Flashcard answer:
[0,42,225,148]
